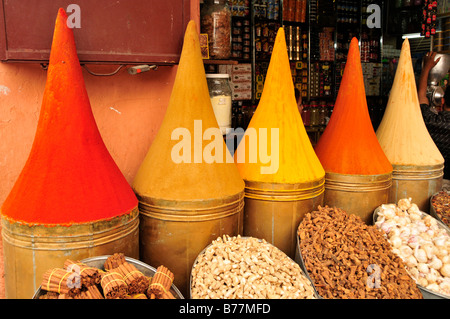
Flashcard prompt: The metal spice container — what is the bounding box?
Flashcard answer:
[243,178,325,259]
[2,210,139,299]
[389,164,444,213]
[201,0,231,59]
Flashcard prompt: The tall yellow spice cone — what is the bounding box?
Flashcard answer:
[376,38,444,212]
[234,27,325,258]
[132,20,245,296]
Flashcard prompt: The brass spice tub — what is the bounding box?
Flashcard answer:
[390,163,444,213]
[1,208,139,299]
[137,191,244,297]
[323,172,392,224]
[242,178,324,259]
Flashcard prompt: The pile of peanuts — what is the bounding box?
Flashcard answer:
[190,235,316,299]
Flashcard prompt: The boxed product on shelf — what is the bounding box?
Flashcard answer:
[362,62,382,96]
[231,64,252,73]
[231,17,251,60]
[232,81,252,91]
[230,0,250,17]
[231,72,252,83]
[254,0,280,20]
[232,89,252,100]
[219,63,252,101]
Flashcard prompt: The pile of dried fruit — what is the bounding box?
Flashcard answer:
[190,235,316,299]
[375,198,450,296]
[38,253,177,299]
[431,191,450,226]
[298,205,422,299]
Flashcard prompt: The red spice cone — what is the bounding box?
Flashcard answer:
[314,37,392,175]
[1,8,138,225]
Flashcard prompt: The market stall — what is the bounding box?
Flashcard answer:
[0,0,449,302]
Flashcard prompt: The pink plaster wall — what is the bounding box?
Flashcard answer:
[0,1,200,299]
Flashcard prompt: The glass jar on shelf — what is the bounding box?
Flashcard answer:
[201,0,232,59]
[206,74,233,135]
[318,100,328,126]
[301,104,311,127]
[309,102,319,126]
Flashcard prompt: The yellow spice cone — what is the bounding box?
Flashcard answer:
[133,21,244,200]
[235,27,325,183]
[132,20,244,296]
[234,27,324,258]
[376,38,444,211]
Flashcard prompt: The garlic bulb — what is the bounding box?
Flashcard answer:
[397,198,412,211]
[441,264,450,277]
[409,203,420,214]
[388,228,401,238]
[422,243,435,259]
[375,198,450,297]
[436,248,448,259]
[434,236,447,248]
[440,280,450,293]
[428,256,443,270]
[407,267,419,279]
[417,263,429,274]
[380,206,396,219]
[426,271,438,284]
[404,255,418,268]
[417,277,428,287]
[426,283,440,292]
[408,235,419,249]
[390,236,402,248]
[424,215,438,228]
[414,248,428,263]
[399,245,413,258]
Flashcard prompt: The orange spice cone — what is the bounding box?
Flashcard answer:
[0,8,139,298]
[234,27,325,258]
[376,38,444,211]
[314,37,393,223]
[132,20,244,296]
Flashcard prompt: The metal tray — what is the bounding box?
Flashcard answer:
[294,237,323,299]
[373,207,449,299]
[429,190,450,229]
[33,255,184,299]
[297,215,431,299]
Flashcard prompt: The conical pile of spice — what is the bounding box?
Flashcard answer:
[314,37,393,224]
[376,38,444,212]
[234,27,325,258]
[132,20,245,296]
[0,8,139,298]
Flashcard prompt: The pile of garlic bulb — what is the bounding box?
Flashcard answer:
[375,198,450,297]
